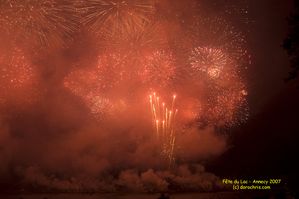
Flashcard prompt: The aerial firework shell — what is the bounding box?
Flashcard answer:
[64,53,127,94]
[95,53,128,90]
[139,50,176,89]
[209,82,248,126]
[79,0,156,36]
[187,44,249,127]
[0,47,39,106]
[189,16,249,66]
[64,53,128,119]
[86,94,114,118]
[97,21,169,53]
[185,15,250,128]
[0,0,78,48]
[178,97,203,124]
[190,47,229,79]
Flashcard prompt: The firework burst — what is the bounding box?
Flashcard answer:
[182,15,250,128]
[0,0,78,48]
[84,94,115,118]
[79,0,155,35]
[64,53,127,93]
[187,68,249,128]
[190,47,229,79]
[139,51,176,89]
[203,83,249,127]
[0,47,38,106]
[64,53,129,119]
[98,21,168,53]
[189,16,249,65]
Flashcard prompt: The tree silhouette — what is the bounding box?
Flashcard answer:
[283,1,299,85]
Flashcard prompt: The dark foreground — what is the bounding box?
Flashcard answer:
[0,192,293,199]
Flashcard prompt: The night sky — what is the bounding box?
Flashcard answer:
[208,0,298,192]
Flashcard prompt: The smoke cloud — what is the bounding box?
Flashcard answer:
[0,0,249,193]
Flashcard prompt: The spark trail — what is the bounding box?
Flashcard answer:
[149,92,178,167]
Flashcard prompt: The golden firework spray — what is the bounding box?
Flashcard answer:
[149,92,178,167]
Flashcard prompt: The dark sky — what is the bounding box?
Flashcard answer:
[246,0,294,111]
[208,0,299,190]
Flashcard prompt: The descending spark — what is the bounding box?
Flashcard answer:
[149,92,178,167]
[0,0,78,48]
